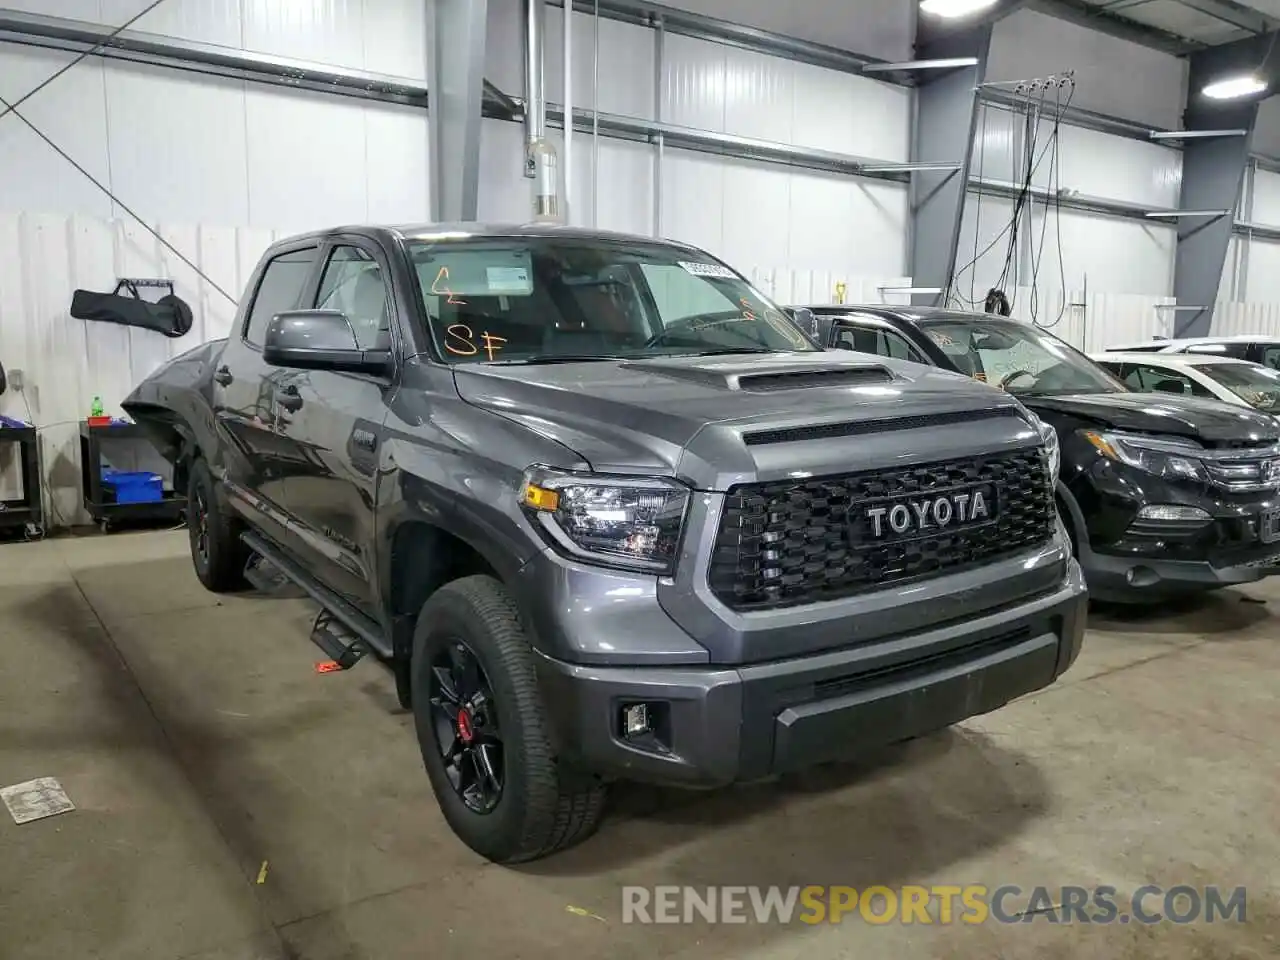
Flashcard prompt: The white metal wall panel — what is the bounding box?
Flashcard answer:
[749,270,914,308]
[544,7,656,119]
[104,62,251,225]
[988,10,1187,130]
[1214,300,1280,338]
[1035,211,1176,296]
[0,212,284,523]
[663,34,910,161]
[970,104,1019,182]
[1250,170,1280,226]
[0,47,431,229]
[486,1,656,118]
[0,43,114,219]
[100,0,428,78]
[478,118,532,222]
[1244,238,1280,305]
[1033,123,1182,209]
[659,148,907,277]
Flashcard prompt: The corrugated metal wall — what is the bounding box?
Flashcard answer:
[0,211,277,525]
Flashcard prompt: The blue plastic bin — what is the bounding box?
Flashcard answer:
[101,469,164,504]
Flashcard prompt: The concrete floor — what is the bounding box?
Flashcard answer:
[0,530,1277,960]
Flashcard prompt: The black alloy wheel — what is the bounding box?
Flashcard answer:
[191,485,210,568]
[428,639,504,814]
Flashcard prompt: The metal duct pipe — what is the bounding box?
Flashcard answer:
[523,0,559,220]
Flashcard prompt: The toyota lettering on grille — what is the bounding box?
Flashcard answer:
[860,484,997,541]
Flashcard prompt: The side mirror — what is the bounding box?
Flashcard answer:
[263,310,393,376]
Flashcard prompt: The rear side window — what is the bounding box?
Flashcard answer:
[1261,345,1280,370]
[243,247,319,346]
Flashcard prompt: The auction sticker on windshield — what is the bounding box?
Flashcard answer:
[486,266,533,294]
[678,261,738,279]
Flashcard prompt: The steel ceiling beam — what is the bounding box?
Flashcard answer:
[1168,0,1277,35]
[908,24,996,307]
[0,8,431,107]
[1170,40,1264,335]
[428,0,488,222]
[1029,0,1201,53]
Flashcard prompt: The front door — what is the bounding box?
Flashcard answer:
[212,244,321,548]
[273,241,398,618]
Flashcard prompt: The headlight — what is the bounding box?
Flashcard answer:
[1080,430,1208,483]
[1023,411,1060,485]
[519,466,691,574]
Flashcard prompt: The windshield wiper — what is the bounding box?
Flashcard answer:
[488,354,631,365]
[691,347,781,356]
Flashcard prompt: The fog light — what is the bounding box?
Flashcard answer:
[1137,505,1212,522]
[622,703,652,738]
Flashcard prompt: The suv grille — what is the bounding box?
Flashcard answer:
[709,448,1055,611]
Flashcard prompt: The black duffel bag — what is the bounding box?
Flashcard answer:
[71,280,194,339]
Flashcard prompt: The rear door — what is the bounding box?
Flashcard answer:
[213,243,321,548]
[273,238,399,618]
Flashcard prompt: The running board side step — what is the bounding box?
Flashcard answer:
[240,530,394,664]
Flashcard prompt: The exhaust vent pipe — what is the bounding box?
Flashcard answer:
[523,0,560,221]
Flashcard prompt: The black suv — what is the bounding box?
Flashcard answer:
[120,225,1088,864]
[796,305,1280,602]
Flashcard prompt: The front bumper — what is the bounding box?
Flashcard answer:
[1072,459,1280,598]
[532,560,1087,788]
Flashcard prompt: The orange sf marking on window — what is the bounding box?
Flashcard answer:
[480,332,507,361]
[431,265,466,305]
[739,297,758,322]
[445,323,479,356]
[445,324,506,359]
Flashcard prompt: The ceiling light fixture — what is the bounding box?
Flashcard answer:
[919,0,1000,18]
[1202,75,1267,100]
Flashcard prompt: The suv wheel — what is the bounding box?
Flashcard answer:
[411,575,607,863]
[187,458,248,592]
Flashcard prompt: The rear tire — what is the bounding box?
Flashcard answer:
[411,575,607,863]
[187,458,248,592]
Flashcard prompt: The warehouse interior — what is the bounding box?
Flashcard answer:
[2,0,1280,957]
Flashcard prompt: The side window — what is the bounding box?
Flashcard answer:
[834,322,926,364]
[1261,346,1280,370]
[1132,364,1196,395]
[243,247,318,347]
[315,245,392,351]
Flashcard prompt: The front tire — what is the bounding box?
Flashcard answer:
[411,575,607,863]
[187,458,248,592]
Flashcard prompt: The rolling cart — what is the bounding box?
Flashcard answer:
[79,419,185,532]
[0,415,42,538]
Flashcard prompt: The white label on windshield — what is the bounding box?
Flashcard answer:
[486,266,532,293]
[678,261,737,279]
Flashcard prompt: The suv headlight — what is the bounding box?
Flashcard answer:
[519,467,691,574]
[1026,411,1060,485]
[1081,430,1208,483]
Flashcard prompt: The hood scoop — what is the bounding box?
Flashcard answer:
[619,356,894,392]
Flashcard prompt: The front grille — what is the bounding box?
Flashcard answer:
[709,448,1055,611]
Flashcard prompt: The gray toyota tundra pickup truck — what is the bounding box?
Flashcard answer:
[123,223,1087,863]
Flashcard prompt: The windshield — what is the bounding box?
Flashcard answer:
[1199,362,1280,411]
[917,317,1127,396]
[404,238,816,363]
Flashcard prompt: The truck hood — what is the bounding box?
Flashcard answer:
[1023,391,1280,445]
[453,351,1041,489]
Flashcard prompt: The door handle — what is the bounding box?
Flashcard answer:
[276,384,303,412]
[213,365,234,386]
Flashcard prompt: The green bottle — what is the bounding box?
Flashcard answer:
[90,396,104,417]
